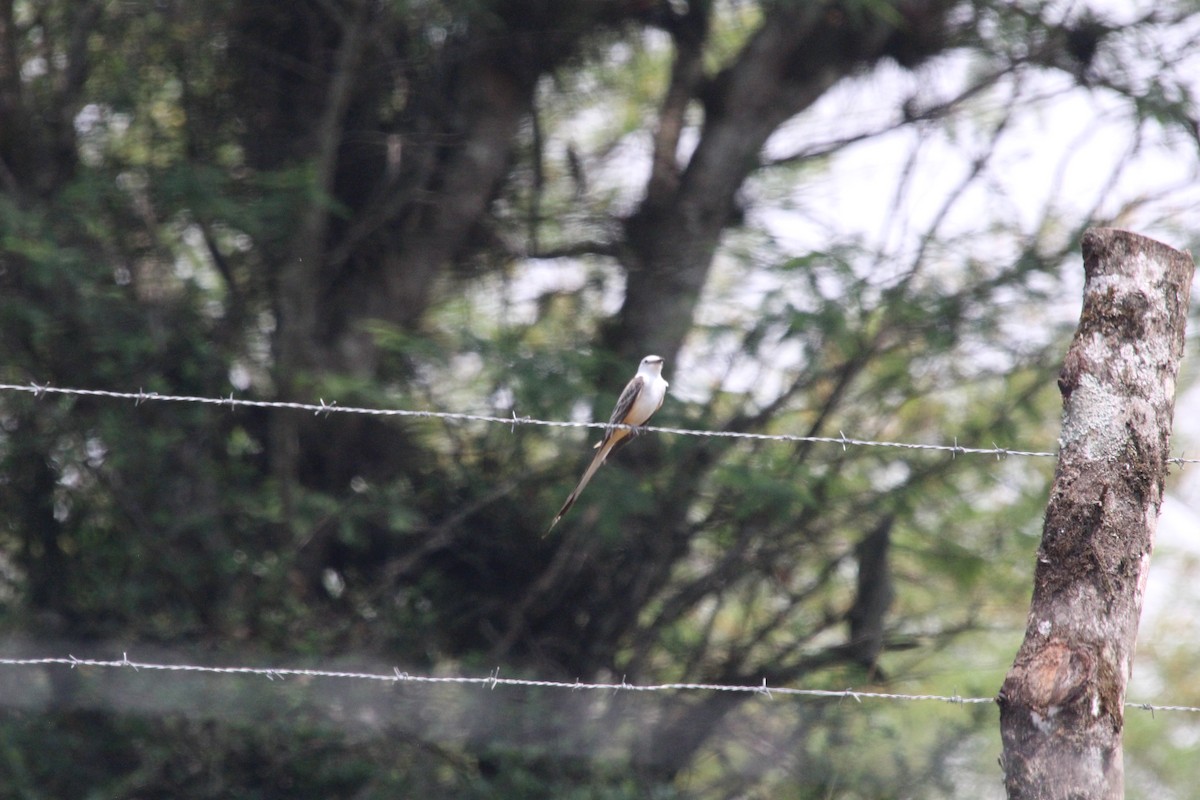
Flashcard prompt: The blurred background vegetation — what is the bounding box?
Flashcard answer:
[2,0,1199,797]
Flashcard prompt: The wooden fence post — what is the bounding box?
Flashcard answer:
[998,229,1194,799]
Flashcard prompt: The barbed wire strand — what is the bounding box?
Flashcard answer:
[8,381,1195,464]
[6,380,1198,464]
[0,656,1195,714]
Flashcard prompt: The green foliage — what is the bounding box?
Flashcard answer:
[1,0,1199,797]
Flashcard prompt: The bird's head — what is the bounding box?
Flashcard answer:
[639,355,664,375]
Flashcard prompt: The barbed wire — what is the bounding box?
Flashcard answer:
[0,381,1054,462]
[4,381,1197,464]
[0,655,1195,714]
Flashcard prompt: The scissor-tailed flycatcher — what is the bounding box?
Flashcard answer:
[548,355,669,532]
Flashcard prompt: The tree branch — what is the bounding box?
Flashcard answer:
[611,0,960,366]
[523,239,621,260]
[645,3,709,208]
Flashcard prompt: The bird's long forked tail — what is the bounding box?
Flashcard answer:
[546,436,620,534]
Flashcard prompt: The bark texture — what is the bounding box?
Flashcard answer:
[998,228,1194,800]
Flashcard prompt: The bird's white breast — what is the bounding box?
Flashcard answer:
[627,373,668,425]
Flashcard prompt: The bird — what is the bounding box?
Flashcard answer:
[547,355,669,532]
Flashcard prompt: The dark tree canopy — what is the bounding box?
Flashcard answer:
[1,0,1198,796]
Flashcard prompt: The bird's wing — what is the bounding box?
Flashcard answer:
[607,375,644,428]
[593,374,643,450]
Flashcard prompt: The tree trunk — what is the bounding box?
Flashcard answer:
[998,228,1194,799]
[608,0,957,366]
